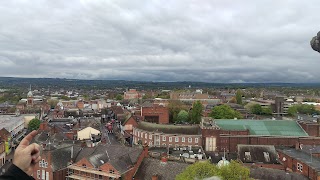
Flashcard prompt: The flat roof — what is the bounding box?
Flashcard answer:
[215,119,308,137]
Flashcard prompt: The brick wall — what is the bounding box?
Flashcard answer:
[141,106,169,124]
[298,121,320,137]
[133,128,202,147]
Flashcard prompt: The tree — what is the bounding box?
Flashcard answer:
[176,110,189,123]
[28,118,41,131]
[262,106,273,115]
[288,106,298,116]
[176,160,250,180]
[217,160,250,180]
[115,94,123,101]
[236,89,243,105]
[176,161,218,180]
[190,101,203,124]
[209,104,243,119]
[168,100,188,123]
[250,104,263,115]
[47,99,58,109]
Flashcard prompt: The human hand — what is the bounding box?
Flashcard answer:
[13,130,41,176]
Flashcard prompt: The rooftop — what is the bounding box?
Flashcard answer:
[215,119,308,137]
[277,148,320,172]
[134,158,188,180]
[137,121,201,135]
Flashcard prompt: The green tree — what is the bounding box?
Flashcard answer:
[176,160,250,180]
[288,106,298,116]
[176,161,218,180]
[28,118,41,131]
[190,101,203,124]
[60,95,70,100]
[250,104,263,115]
[115,94,123,100]
[176,110,189,123]
[168,100,188,123]
[217,160,250,180]
[236,89,243,105]
[262,106,273,115]
[209,104,243,119]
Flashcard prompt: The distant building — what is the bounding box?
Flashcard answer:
[16,87,50,115]
[124,89,142,100]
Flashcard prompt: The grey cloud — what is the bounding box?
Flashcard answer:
[0,0,319,83]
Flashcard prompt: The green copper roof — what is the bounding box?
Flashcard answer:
[215,119,308,137]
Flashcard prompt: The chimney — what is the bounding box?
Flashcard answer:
[295,142,299,150]
[152,175,158,180]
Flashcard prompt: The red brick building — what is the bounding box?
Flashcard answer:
[141,105,169,124]
[133,121,202,148]
[277,147,320,180]
[67,145,148,180]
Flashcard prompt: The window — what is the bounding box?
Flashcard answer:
[162,143,166,146]
[195,138,199,143]
[182,137,185,142]
[162,136,166,141]
[82,164,87,168]
[297,163,303,172]
[245,152,251,161]
[188,138,192,143]
[263,152,270,162]
[149,134,152,140]
[137,131,140,137]
[141,132,143,138]
[145,134,147,139]
[41,170,45,180]
[109,169,115,174]
[46,172,49,180]
[39,159,48,168]
[37,170,40,179]
[175,137,179,142]
[169,137,172,142]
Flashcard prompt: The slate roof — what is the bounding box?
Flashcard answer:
[74,144,143,174]
[134,158,188,180]
[51,145,82,171]
[215,120,308,137]
[277,148,320,172]
[137,121,201,135]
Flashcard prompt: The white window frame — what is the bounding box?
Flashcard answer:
[162,136,166,141]
[297,163,303,172]
[37,170,40,179]
[149,134,152,140]
[195,138,198,143]
[182,137,185,142]
[169,137,172,142]
[188,137,192,143]
[175,137,179,142]
[145,134,147,139]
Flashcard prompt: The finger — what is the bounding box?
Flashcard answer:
[32,151,40,160]
[24,143,40,155]
[32,156,41,164]
[20,130,38,146]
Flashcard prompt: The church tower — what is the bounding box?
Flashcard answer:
[27,85,34,107]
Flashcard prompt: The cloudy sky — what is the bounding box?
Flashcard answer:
[0,0,319,83]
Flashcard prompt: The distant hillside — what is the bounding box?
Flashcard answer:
[1,77,320,90]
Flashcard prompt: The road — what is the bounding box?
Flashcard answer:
[100,123,120,145]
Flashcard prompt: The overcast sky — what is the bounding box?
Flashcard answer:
[0,0,319,83]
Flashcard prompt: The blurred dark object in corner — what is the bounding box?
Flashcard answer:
[311,31,320,53]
